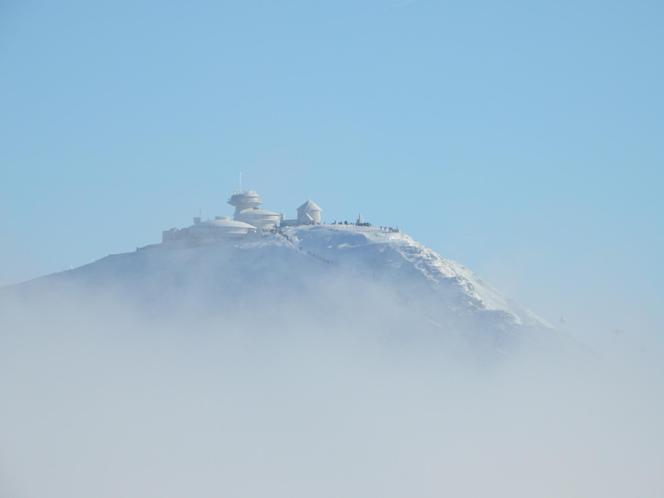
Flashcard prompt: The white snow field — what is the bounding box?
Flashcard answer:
[7,223,563,358]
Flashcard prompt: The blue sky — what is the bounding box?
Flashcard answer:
[1,0,662,338]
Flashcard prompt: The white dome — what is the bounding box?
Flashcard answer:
[204,217,256,230]
[296,199,322,224]
[188,217,257,237]
[298,200,322,212]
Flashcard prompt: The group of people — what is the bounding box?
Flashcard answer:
[329,220,399,232]
[331,220,372,227]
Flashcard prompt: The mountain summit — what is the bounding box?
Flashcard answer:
[7,191,559,356]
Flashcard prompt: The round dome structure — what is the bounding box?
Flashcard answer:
[297,200,322,224]
[190,216,257,237]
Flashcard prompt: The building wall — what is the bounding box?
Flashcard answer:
[297,209,321,224]
[236,210,281,230]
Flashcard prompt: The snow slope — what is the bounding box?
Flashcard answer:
[6,224,558,354]
[284,225,548,327]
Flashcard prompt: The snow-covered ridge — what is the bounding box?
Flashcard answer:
[160,222,545,329]
[276,224,547,327]
[88,221,550,331]
[7,190,555,352]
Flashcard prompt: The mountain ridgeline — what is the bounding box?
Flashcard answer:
[5,224,563,358]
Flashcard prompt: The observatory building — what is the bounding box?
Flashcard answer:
[161,190,323,244]
[228,191,282,230]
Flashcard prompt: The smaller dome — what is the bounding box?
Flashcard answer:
[298,200,322,212]
[296,199,322,225]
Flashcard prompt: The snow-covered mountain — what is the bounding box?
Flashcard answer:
[7,224,558,356]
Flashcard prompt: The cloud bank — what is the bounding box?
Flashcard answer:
[0,282,662,498]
